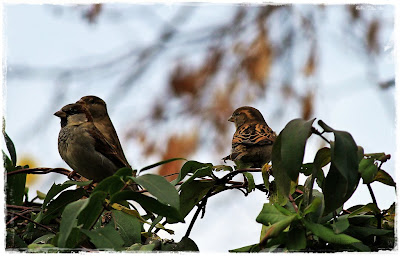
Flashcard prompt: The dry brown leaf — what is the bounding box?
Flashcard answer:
[303,49,316,77]
[241,28,272,88]
[158,132,199,180]
[170,49,223,97]
[85,4,102,24]
[301,91,314,120]
[367,20,380,53]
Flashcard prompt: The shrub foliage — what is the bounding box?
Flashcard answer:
[4,119,395,252]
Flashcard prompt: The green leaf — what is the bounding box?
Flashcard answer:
[373,169,396,187]
[174,237,199,251]
[139,158,186,174]
[345,225,393,238]
[260,214,298,244]
[3,128,17,166]
[114,167,134,178]
[32,233,56,244]
[287,225,306,251]
[349,203,381,217]
[6,167,26,206]
[179,165,213,190]
[93,175,125,195]
[110,191,183,222]
[6,229,28,249]
[27,243,57,253]
[130,174,180,209]
[271,134,291,201]
[359,158,378,184]
[323,127,360,214]
[304,219,361,245]
[78,191,107,229]
[256,203,294,225]
[275,118,315,181]
[43,180,92,209]
[81,225,124,251]
[178,180,214,220]
[111,210,142,246]
[41,188,86,224]
[58,199,90,248]
[243,172,255,193]
[36,190,46,200]
[172,161,213,186]
[303,197,322,216]
[331,216,350,234]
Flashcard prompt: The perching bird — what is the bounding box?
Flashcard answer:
[223,106,276,168]
[76,95,130,169]
[55,103,128,182]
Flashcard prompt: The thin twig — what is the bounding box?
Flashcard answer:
[288,194,299,213]
[311,127,330,143]
[6,210,56,234]
[7,167,81,180]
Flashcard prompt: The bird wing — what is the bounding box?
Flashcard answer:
[232,123,275,147]
[84,124,128,169]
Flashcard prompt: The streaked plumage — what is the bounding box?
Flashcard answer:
[223,106,276,168]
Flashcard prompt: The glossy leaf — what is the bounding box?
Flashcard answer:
[93,175,125,195]
[304,219,361,245]
[243,172,255,193]
[256,203,294,225]
[43,180,92,209]
[78,191,107,229]
[110,191,183,222]
[111,210,142,246]
[260,214,298,244]
[323,126,360,214]
[58,199,90,248]
[275,118,315,181]
[41,188,86,224]
[373,169,396,187]
[81,224,124,250]
[172,160,213,186]
[287,225,306,251]
[331,216,350,234]
[3,129,17,166]
[130,174,179,209]
[179,165,213,190]
[359,158,378,184]
[271,134,291,201]
[6,167,26,206]
[178,180,214,219]
[174,237,199,251]
[349,203,380,217]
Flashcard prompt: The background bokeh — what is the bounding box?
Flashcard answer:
[4,3,396,252]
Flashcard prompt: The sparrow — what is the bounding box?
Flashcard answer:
[76,95,130,169]
[55,103,128,182]
[223,106,276,168]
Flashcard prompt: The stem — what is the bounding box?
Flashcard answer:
[6,210,56,234]
[288,194,299,213]
[7,167,81,180]
[311,127,330,143]
[184,188,214,238]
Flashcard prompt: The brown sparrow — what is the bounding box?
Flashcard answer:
[55,103,128,182]
[223,106,276,168]
[76,95,130,168]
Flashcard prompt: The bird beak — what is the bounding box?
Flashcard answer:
[228,116,234,122]
[54,110,66,118]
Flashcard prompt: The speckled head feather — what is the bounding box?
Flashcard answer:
[229,106,267,128]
